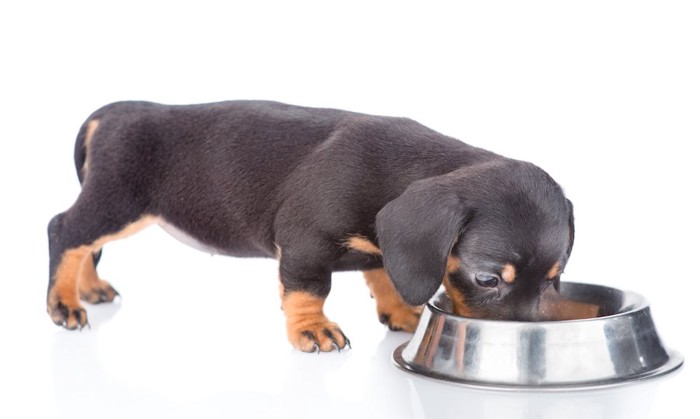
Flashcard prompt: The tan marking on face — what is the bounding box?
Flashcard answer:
[441,255,471,317]
[281,291,347,352]
[442,277,472,317]
[345,236,382,255]
[546,261,561,280]
[364,268,422,332]
[501,263,517,284]
[82,119,99,174]
[446,255,460,274]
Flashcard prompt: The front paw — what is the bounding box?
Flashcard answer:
[287,319,350,353]
[378,304,423,332]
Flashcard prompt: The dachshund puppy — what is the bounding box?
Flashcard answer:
[47,101,574,352]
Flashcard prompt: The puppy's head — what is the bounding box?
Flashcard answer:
[376,160,574,321]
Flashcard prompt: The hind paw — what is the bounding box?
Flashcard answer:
[80,279,119,304]
[48,295,89,330]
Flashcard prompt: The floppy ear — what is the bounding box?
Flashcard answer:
[565,198,575,260]
[376,181,467,306]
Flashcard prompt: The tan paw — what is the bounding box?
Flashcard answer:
[79,279,119,304]
[378,304,423,332]
[288,320,350,353]
[47,292,89,330]
[282,290,350,353]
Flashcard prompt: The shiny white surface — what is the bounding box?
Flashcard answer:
[0,229,696,419]
[1,1,698,418]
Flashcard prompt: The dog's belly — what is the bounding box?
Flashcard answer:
[157,219,269,258]
[157,218,382,270]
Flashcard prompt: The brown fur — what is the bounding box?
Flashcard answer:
[446,255,460,274]
[443,279,472,317]
[351,236,462,318]
[48,216,157,327]
[546,261,561,280]
[501,263,517,284]
[364,268,423,332]
[442,256,472,317]
[82,119,99,174]
[48,247,91,328]
[345,236,382,255]
[281,290,348,352]
[77,256,119,304]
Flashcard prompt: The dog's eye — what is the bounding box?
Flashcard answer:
[475,273,499,288]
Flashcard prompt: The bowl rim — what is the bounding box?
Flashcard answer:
[395,282,684,390]
[428,281,649,325]
[393,342,685,392]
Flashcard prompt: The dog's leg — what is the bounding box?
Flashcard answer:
[47,192,155,329]
[364,268,423,332]
[47,212,90,329]
[278,254,349,352]
[78,250,120,304]
[280,290,349,353]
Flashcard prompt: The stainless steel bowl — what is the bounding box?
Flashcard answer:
[393,282,683,390]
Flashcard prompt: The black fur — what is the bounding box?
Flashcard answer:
[48,100,574,323]
[376,177,468,305]
[443,163,574,320]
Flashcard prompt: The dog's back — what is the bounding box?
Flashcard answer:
[74,101,356,254]
[48,101,569,354]
[76,101,494,256]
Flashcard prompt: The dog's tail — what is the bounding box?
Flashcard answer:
[72,101,150,184]
[73,118,100,185]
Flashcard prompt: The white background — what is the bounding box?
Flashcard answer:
[1,1,698,418]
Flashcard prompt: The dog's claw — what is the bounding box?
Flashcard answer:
[337,329,351,349]
[323,329,343,353]
[296,326,350,353]
[300,331,322,353]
